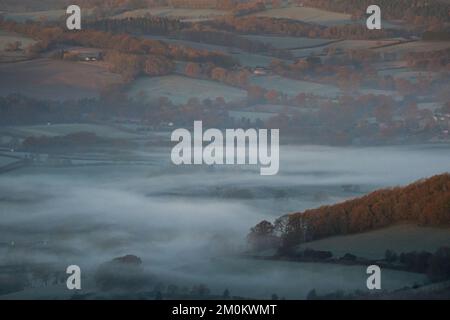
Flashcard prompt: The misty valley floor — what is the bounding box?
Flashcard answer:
[1,145,450,299]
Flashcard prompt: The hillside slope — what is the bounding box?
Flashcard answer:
[249,173,450,250]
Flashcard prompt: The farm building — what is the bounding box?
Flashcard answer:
[252,67,269,76]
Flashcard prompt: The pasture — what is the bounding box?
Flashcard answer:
[296,224,450,260]
[0,155,17,167]
[242,35,333,50]
[113,7,228,22]
[249,75,341,98]
[0,58,123,100]
[374,41,450,55]
[3,10,66,22]
[6,124,139,140]
[290,39,401,58]
[253,6,353,26]
[0,30,36,63]
[128,75,247,104]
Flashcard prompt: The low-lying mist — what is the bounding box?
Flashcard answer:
[1,144,449,298]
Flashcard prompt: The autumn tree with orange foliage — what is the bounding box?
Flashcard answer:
[250,174,450,250]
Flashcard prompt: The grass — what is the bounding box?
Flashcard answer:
[242,35,332,50]
[0,58,123,100]
[6,124,139,139]
[379,68,439,82]
[249,75,341,98]
[0,156,18,167]
[128,75,247,104]
[253,6,353,26]
[0,30,36,62]
[290,39,400,58]
[0,30,36,50]
[296,224,450,260]
[113,7,228,22]
[3,10,66,22]
[374,41,450,54]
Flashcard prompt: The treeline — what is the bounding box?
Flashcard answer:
[404,48,450,70]
[86,16,185,35]
[79,4,398,42]
[103,51,175,81]
[161,0,254,10]
[249,174,450,250]
[387,247,450,281]
[88,17,292,58]
[0,93,231,128]
[301,0,450,25]
[179,27,293,59]
[183,62,250,88]
[0,94,100,125]
[204,16,394,40]
[232,1,267,17]
[271,53,437,95]
[0,20,237,69]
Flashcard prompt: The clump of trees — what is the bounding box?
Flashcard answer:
[247,220,280,251]
[205,16,394,40]
[0,20,237,68]
[95,254,152,292]
[232,1,266,17]
[404,48,450,71]
[385,247,450,281]
[178,27,293,59]
[103,51,175,81]
[249,174,450,250]
[86,16,185,35]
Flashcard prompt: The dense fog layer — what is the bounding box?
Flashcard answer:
[1,145,449,298]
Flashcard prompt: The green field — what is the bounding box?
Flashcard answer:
[374,41,450,55]
[297,224,450,260]
[128,75,247,104]
[253,6,353,26]
[6,124,139,139]
[0,156,18,167]
[0,30,36,62]
[250,75,341,98]
[0,30,36,50]
[3,10,65,22]
[113,7,228,21]
[290,39,401,58]
[242,35,332,50]
[0,58,123,100]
